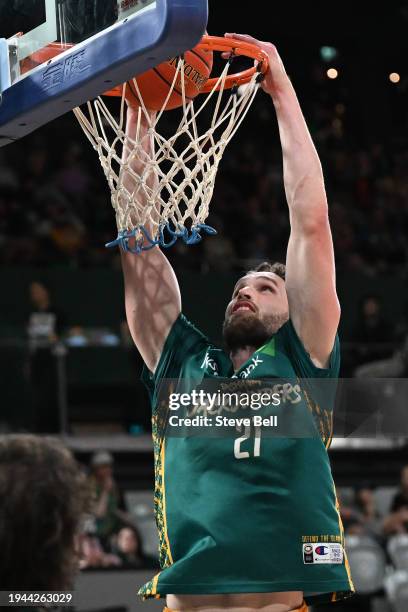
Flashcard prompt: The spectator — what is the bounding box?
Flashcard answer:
[340,486,381,538]
[79,533,121,569]
[27,280,65,432]
[48,204,86,261]
[0,434,88,589]
[27,280,64,348]
[383,466,408,535]
[390,466,408,512]
[352,487,382,538]
[88,450,130,549]
[114,526,145,568]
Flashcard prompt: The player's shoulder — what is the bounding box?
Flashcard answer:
[158,312,214,366]
[170,312,209,345]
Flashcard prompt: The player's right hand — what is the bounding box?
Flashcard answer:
[224,33,291,98]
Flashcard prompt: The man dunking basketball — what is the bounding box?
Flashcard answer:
[120,34,355,612]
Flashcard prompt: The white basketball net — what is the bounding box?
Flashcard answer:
[73,57,262,252]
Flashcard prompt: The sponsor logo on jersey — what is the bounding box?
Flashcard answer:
[315,546,329,555]
[200,351,219,375]
[236,355,264,379]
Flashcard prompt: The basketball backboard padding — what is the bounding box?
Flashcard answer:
[0,0,208,147]
[0,39,11,93]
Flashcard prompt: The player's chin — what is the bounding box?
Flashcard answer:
[225,310,260,330]
[223,311,269,352]
[227,311,257,326]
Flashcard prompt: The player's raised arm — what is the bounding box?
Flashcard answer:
[120,105,181,373]
[226,34,340,368]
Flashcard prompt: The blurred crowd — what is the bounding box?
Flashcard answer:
[0,57,407,274]
[328,466,408,611]
[340,466,408,539]
[79,449,157,571]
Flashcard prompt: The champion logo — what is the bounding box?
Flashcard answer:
[303,541,343,565]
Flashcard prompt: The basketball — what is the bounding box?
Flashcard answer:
[125,43,213,111]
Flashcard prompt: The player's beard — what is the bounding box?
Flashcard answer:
[222,311,288,353]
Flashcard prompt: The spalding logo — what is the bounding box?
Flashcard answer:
[315,546,329,555]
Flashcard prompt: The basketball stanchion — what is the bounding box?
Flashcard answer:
[70,35,269,253]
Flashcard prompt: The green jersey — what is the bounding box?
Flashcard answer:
[139,314,354,606]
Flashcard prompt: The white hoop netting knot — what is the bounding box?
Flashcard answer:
[73,55,263,253]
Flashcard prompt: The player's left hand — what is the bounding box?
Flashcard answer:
[224,33,290,97]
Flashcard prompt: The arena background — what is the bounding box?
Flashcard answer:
[1,1,408,610]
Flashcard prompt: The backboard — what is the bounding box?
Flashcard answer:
[0,0,208,146]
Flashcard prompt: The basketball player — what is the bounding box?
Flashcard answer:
[120,34,355,612]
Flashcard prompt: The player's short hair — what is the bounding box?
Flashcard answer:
[0,434,89,590]
[247,261,286,281]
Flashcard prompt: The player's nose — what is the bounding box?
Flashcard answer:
[237,285,253,300]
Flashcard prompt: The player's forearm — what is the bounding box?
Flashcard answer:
[270,82,328,229]
[121,106,159,237]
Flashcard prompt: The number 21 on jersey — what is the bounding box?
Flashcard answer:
[234,424,262,459]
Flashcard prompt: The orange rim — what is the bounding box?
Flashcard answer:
[198,35,269,92]
[105,36,269,97]
[20,35,269,95]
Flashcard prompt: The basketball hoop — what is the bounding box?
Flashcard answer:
[72,36,269,253]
